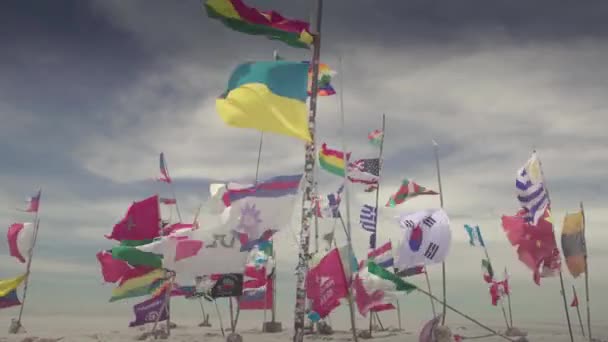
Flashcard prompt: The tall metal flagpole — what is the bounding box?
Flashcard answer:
[481,245,510,329]
[369,114,386,336]
[162,154,183,223]
[572,285,586,337]
[580,201,592,342]
[505,267,514,327]
[293,0,323,340]
[14,189,42,332]
[534,150,574,342]
[338,54,359,342]
[432,140,448,325]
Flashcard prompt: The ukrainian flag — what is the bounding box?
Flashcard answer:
[217,61,312,142]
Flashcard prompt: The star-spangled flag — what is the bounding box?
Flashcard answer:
[348,158,380,185]
[360,205,377,233]
[157,152,172,183]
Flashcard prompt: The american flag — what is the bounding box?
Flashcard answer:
[359,204,377,233]
[348,158,380,185]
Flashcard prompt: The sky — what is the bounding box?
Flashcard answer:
[1,0,608,331]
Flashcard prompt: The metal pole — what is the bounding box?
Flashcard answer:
[572,285,586,337]
[424,270,437,317]
[163,154,182,223]
[580,201,592,342]
[534,150,574,342]
[292,1,323,340]
[15,189,42,331]
[215,300,226,337]
[482,245,510,329]
[505,267,514,327]
[432,141,448,325]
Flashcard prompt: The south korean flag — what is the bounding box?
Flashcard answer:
[395,208,451,271]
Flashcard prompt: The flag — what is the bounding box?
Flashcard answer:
[364,184,378,192]
[395,209,451,270]
[109,269,165,302]
[481,259,494,283]
[210,273,243,298]
[561,211,586,278]
[96,250,132,283]
[489,279,510,306]
[174,238,204,262]
[157,152,171,183]
[501,208,560,285]
[105,195,161,242]
[570,290,579,307]
[313,185,343,218]
[222,174,302,251]
[368,129,383,147]
[354,261,416,316]
[128,290,168,327]
[112,241,163,269]
[337,245,359,281]
[159,197,176,205]
[348,158,380,185]
[20,189,41,213]
[359,205,377,233]
[516,152,549,225]
[368,242,394,268]
[395,265,425,277]
[386,179,438,207]
[0,274,27,297]
[204,0,313,49]
[307,62,336,96]
[216,61,311,142]
[162,222,196,236]
[239,284,272,310]
[464,224,485,247]
[0,289,21,309]
[7,222,35,263]
[318,143,351,177]
[306,248,349,318]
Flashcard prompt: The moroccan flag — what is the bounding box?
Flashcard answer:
[561,211,586,278]
[319,143,351,177]
[0,274,26,297]
[204,0,313,49]
[216,61,311,142]
[157,152,171,183]
[105,195,161,241]
[7,222,35,263]
[306,248,349,318]
[0,289,21,309]
[386,179,438,207]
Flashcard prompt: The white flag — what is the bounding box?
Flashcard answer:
[395,208,451,270]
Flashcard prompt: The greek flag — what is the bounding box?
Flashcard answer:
[359,204,377,233]
[516,153,549,225]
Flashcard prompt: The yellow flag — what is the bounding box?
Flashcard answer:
[562,211,584,235]
[0,274,26,297]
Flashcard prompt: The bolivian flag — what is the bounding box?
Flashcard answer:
[109,269,165,302]
[217,61,312,142]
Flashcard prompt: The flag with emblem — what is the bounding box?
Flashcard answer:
[105,195,161,242]
[386,179,438,207]
[348,158,380,185]
[395,209,451,270]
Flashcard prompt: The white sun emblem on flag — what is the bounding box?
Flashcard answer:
[237,204,263,239]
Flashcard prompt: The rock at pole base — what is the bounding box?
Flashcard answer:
[434,325,452,342]
[262,321,283,333]
[226,332,243,342]
[317,321,333,335]
[505,327,528,337]
[8,319,24,334]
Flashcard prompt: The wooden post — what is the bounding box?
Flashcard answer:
[572,285,586,337]
[432,141,448,325]
[534,151,574,342]
[292,0,324,340]
[580,201,592,342]
[14,189,42,333]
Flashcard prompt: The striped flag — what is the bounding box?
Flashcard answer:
[516,152,549,225]
[359,205,377,233]
[368,129,383,147]
[464,224,485,247]
[386,179,438,207]
[368,242,394,268]
[160,197,177,205]
[157,152,172,183]
[395,265,425,277]
[19,190,41,213]
[348,158,380,185]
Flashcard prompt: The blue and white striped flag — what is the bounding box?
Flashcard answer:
[359,204,377,233]
[516,153,549,225]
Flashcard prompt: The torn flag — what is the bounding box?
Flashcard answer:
[0,289,21,309]
[319,143,351,177]
[386,179,438,207]
[516,152,549,225]
[157,152,171,183]
[348,158,380,185]
[105,195,161,242]
[7,222,35,263]
[20,189,41,213]
[561,211,586,278]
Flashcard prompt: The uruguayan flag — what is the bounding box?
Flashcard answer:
[359,204,377,233]
[516,153,549,225]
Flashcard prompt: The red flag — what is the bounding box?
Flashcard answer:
[96,250,131,283]
[570,293,579,307]
[20,190,41,213]
[306,248,349,318]
[370,303,395,312]
[159,197,176,205]
[174,238,203,262]
[7,222,34,263]
[501,208,560,285]
[162,222,195,235]
[239,280,273,310]
[105,195,161,241]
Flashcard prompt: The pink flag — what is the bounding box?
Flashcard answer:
[20,190,41,213]
[7,222,35,263]
[353,274,387,316]
[157,152,172,183]
[306,248,349,318]
[96,250,131,283]
[105,195,161,241]
[162,222,195,235]
[159,197,176,205]
[174,238,203,262]
[370,303,395,312]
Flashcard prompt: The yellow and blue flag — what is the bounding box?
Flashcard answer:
[216,61,311,142]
